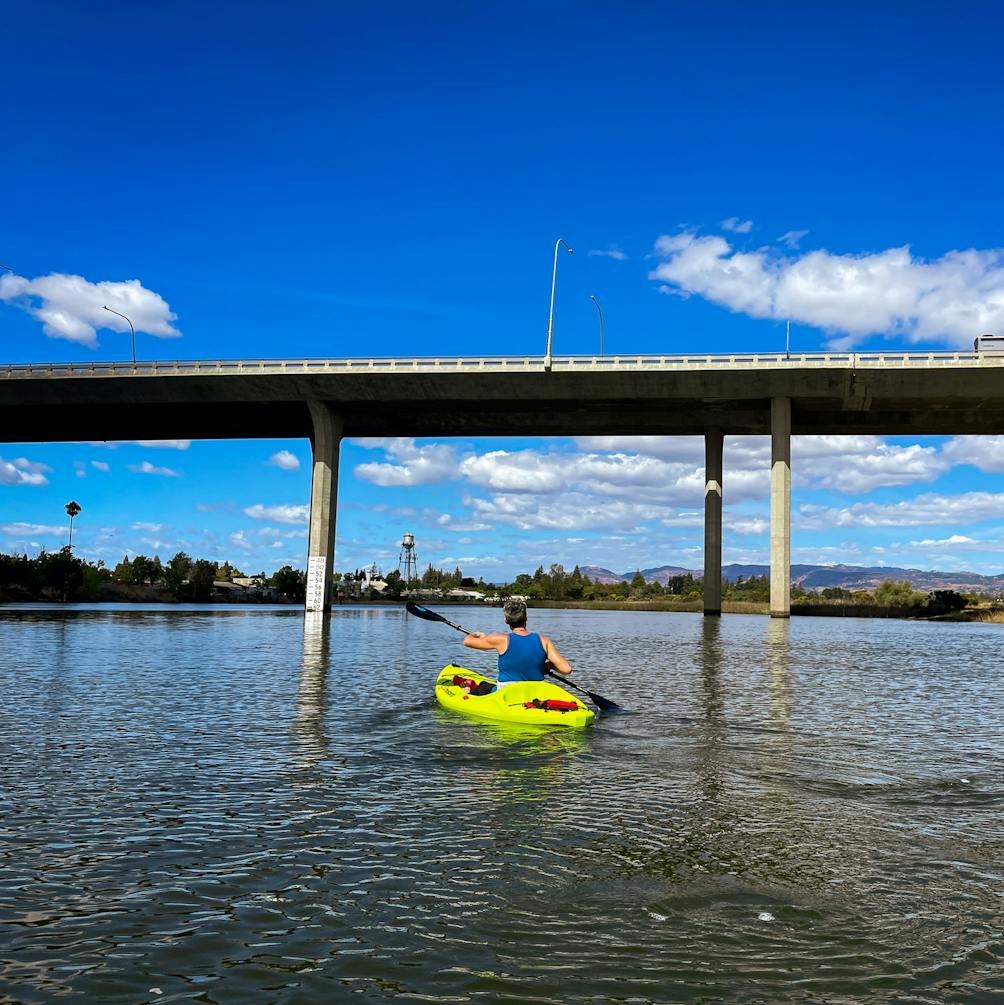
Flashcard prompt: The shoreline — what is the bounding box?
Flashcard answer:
[526,598,1002,622]
[3,594,1001,623]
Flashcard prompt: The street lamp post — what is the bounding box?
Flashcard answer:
[590,295,604,355]
[103,306,136,369]
[545,238,573,370]
[65,500,81,551]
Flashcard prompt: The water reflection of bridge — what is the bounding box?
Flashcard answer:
[6,351,1004,617]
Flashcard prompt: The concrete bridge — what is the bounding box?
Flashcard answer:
[4,349,1004,616]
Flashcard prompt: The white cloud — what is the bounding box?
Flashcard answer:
[228,530,255,552]
[354,438,457,486]
[941,436,1004,473]
[266,449,300,471]
[88,440,190,450]
[459,434,960,523]
[908,534,977,547]
[793,435,947,493]
[443,434,951,540]
[443,519,492,533]
[244,503,309,524]
[574,436,705,461]
[727,517,769,535]
[650,232,1004,348]
[657,511,704,528]
[0,522,64,536]
[258,526,308,539]
[799,491,1004,529]
[126,460,179,476]
[91,460,110,472]
[0,271,180,347]
[778,229,808,249]
[460,450,565,493]
[468,492,673,532]
[588,246,628,260]
[430,511,493,533]
[722,217,754,234]
[0,456,51,486]
[131,522,165,532]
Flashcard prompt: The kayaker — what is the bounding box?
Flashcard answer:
[463,598,573,688]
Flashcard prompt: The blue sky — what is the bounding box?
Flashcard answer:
[4,1,1004,580]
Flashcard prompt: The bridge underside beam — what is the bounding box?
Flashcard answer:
[8,398,1004,443]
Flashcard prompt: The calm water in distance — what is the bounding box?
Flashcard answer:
[1,604,1002,1004]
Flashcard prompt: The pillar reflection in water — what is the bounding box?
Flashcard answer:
[294,612,331,769]
[699,615,725,726]
[696,616,725,803]
[764,617,792,733]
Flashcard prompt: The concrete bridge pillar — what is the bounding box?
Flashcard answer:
[305,402,344,612]
[703,428,723,616]
[770,397,791,618]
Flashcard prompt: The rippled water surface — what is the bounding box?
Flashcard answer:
[1,604,1002,1003]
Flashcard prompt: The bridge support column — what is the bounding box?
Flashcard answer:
[703,428,723,616]
[770,397,791,618]
[305,402,344,613]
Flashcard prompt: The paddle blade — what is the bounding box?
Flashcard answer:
[547,669,620,712]
[405,601,472,634]
[406,601,446,623]
[585,689,619,712]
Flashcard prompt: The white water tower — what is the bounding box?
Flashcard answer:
[399,532,418,583]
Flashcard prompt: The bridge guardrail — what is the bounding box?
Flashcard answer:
[2,350,1003,378]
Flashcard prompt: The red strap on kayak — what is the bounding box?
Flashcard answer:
[523,698,580,711]
[452,675,478,689]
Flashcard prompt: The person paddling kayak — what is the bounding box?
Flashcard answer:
[463,598,573,689]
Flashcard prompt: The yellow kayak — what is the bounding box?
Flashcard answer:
[435,665,595,728]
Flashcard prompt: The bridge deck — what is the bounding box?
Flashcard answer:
[3,352,1004,441]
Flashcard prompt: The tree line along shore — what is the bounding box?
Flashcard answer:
[2,550,1002,622]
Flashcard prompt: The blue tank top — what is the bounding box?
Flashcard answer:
[497,632,547,683]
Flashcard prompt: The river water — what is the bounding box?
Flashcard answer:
[0,604,1001,1003]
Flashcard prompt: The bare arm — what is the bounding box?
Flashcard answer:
[463,631,507,653]
[540,634,572,675]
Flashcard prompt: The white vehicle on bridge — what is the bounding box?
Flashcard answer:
[973,334,1004,352]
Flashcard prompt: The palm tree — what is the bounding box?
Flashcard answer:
[65,501,81,550]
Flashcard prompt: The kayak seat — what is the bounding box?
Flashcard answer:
[451,675,495,696]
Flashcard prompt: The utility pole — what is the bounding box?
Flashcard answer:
[103,306,137,370]
[590,295,604,355]
[545,238,573,370]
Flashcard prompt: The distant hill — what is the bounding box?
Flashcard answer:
[636,564,695,585]
[579,562,1004,594]
[578,565,627,584]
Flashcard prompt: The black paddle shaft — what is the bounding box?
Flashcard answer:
[405,601,620,711]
